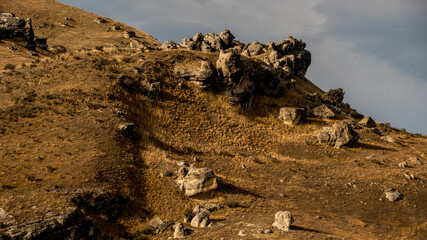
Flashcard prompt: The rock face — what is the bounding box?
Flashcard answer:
[278,107,306,125]
[316,122,359,148]
[177,167,218,197]
[0,13,44,50]
[272,211,293,231]
[0,208,101,240]
[174,60,216,90]
[359,116,376,128]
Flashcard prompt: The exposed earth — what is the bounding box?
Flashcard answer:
[1,1,426,239]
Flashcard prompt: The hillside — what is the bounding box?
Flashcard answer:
[1,1,427,240]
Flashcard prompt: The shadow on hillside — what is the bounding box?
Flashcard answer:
[218,180,264,198]
[290,225,330,235]
[356,142,396,151]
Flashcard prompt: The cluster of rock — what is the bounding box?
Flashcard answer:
[0,13,47,50]
[165,30,311,81]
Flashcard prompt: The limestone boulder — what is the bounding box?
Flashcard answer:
[203,33,223,51]
[178,167,218,197]
[161,40,180,50]
[312,104,335,119]
[278,107,306,125]
[246,41,265,56]
[219,29,235,49]
[316,122,359,148]
[272,211,293,231]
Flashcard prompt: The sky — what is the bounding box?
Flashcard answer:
[59,0,427,134]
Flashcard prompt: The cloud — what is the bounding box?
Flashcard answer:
[314,0,427,81]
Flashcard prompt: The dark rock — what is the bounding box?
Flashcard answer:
[278,107,306,125]
[316,122,359,148]
[146,82,161,100]
[71,190,124,221]
[321,88,344,105]
[124,31,135,38]
[117,123,135,137]
[312,104,335,119]
[94,17,106,23]
[359,116,376,128]
[0,208,103,240]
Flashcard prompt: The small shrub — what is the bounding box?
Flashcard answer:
[4,64,16,70]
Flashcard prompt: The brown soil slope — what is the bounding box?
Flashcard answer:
[0,1,426,240]
[0,0,160,69]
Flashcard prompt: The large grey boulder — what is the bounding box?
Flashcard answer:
[203,33,223,51]
[177,167,218,197]
[216,50,242,82]
[272,211,293,231]
[312,104,335,119]
[316,122,359,148]
[220,29,235,49]
[384,189,402,202]
[278,107,306,125]
[180,37,195,50]
[246,41,265,56]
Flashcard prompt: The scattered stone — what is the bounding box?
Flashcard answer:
[0,208,10,221]
[278,107,306,125]
[191,210,210,228]
[264,229,273,234]
[409,156,423,165]
[384,189,402,202]
[94,17,106,23]
[117,122,135,137]
[149,217,164,229]
[257,229,264,234]
[238,229,248,236]
[359,116,376,128]
[173,223,186,238]
[112,25,121,30]
[49,44,67,54]
[272,211,293,231]
[404,173,415,180]
[59,22,68,27]
[7,45,17,51]
[124,31,135,38]
[382,135,395,143]
[398,162,408,168]
[312,104,335,119]
[315,122,359,148]
[177,167,218,197]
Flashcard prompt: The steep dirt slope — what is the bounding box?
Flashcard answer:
[0,0,160,69]
[0,1,426,240]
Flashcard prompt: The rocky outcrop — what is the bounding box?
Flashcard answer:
[0,208,103,240]
[71,190,124,221]
[0,13,44,50]
[278,107,306,125]
[316,122,359,148]
[321,88,344,105]
[161,40,180,50]
[312,104,335,119]
[174,60,216,90]
[359,116,376,128]
[177,167,218,197]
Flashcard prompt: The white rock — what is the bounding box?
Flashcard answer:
[398,162,408,168]
[272,211,293,231]
[384,189,402,202]
[173,223,185,239]
[191,210,210,228]
[177,167,218,197]
[238,230,248,236]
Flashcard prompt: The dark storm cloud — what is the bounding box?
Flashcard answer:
[314,0,427,80]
